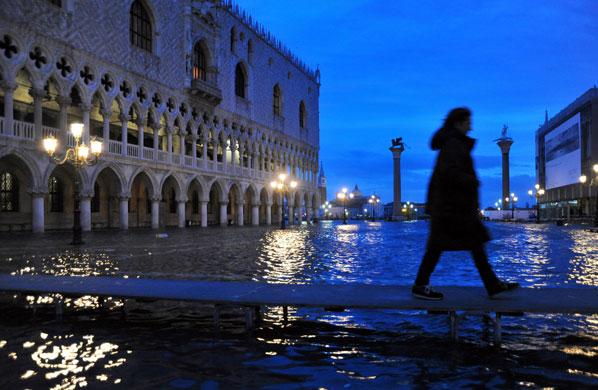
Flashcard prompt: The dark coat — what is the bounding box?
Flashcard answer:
[425,127,490,251]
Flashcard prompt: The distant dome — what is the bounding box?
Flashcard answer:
[351,184,362,198]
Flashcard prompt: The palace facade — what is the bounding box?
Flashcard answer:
[0,0,322,232]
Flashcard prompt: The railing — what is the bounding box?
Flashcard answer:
[13,121,34,139]
[142,147,154,160]
[158,151,168,162]
[1,117,316,189]
[107,140,120,154]
[127,144,139,158]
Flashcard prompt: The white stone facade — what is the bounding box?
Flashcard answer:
[0,0,321,232]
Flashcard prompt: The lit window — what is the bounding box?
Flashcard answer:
[192,42,207,81]
[0,172,18,212]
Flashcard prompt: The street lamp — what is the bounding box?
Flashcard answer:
[505,193,518,219]
[528,184,545,223]
[271,173,297,229]
[337,187,353,224]
[321,201,331,220]
[368,194,380,222]
[579,163,598,227]
[43,123,103,245]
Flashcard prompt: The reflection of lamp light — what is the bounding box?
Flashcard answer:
[43,123,102,245]
[271,173,297,229]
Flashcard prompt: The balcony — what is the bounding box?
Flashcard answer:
[189,78,222,104]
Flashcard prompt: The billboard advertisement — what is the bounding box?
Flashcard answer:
[545,112,581,190]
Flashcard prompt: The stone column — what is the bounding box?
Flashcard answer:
[202,138,208,169]
[200,201,208,227]
[251,203,259,226]
[190,134,198,167]
[237,202,244,226]
[30,191,45,233]
[288,206,295,225]
[166,126,173,162]
[266,202,272,225]
[56,96,71,147]
[177,198,186,228]
[137,118,146,154]
[100,109,113,145]
[119,195,130,230]
[80,103,93,145]
[1,81,17,137]
[389,145,405,220]
[119,114,130,156]
[80,195,92,231]
[219,201,228,226]
[307,207,313,224]
[29,88,45,141]
[179,131,186,156]
[497,139,514,211]
[151,196,160,229]
[212,140,218,163]
[152,124,160,161]
[230,142,237,169]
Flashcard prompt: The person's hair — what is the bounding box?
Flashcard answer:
[441,107,471,130]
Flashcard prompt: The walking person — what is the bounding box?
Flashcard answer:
[412,107,519,300]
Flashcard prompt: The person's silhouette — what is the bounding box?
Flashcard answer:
[412,107,519,300]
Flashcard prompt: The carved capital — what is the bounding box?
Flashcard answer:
[164,126,174,135]
[118,113,131,123]
[99,108,113,118]
[29,88,46,100]
[189,133,199,141]
[0,81,17,92]
[176,196,188,203]
[136,118,147,127]
[150,195,162,202]
[56,95,72,107]
[79,103,94,113]
[118,192,131,200]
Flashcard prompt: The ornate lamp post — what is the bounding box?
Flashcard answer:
[368,194,380,222]
[505,193,518,219]
[321,201,331,220]
[337,187,353,224]
[271,173,297,229]
[528,184,545,223]
[43,123,103,245]
[579,163,598,227]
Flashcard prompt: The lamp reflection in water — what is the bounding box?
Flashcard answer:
[43,123,102,244]
[579,163,598,227]
[271,173,297,229]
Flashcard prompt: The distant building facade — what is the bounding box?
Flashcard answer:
[535,87,598,220]
[0,0,321,232]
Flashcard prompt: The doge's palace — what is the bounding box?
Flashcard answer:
[0,0,321,232]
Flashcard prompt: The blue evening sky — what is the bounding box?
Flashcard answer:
[237,0,598,208]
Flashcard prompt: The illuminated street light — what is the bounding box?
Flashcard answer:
[271,173,297,229]
[579,163,598,227]
[528,184,545,223]
[43,123,102,245]
[368,194,380,222]
[337,187,353,224]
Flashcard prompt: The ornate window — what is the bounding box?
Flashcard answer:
[0,172,18,212]
[235,63,245,98]
[273,85,281,116]
[91,183,100,213]
[192,42,207,81]
[49,176,63,212]
[130,0,152,52]
[299,101,307,128]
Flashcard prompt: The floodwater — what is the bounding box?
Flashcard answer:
[0,220,597,389]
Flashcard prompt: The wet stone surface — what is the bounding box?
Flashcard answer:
[0,220,597,389]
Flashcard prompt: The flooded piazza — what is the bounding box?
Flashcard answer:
[0,220,597,389]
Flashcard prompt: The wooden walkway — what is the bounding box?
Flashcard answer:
[1,274,597,346]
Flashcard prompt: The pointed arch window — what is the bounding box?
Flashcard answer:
[273,85,281,116]
[130,0,152,52]
[235,63,245,98]
[193,42,207,81]
[49,176,63,212]
[91,182,100,213]
[299,101,307,128]
[0,172,18,212]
